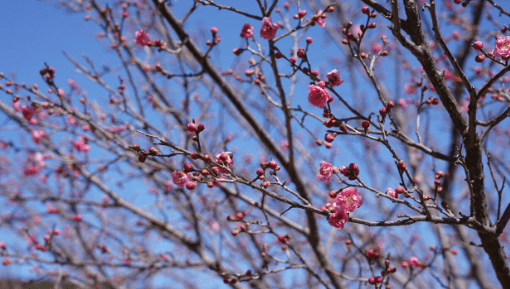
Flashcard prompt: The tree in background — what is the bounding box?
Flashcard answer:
[1,0,510,288]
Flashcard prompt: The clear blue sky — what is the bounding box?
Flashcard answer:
[0,1,103,85]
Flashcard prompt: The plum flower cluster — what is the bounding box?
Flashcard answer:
[493,36,510,61]
[328,187,364,229]
[326,69,343,87]
[135,29,150,46]
[308,81,332,108]
[171,171,195,190]
[240,23,253,38]
[339,163,360,180]
[215,152,234,174]
[318,161,339,182]
[260,17,278,40]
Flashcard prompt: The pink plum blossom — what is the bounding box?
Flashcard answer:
[308,81,331,108]
[387,188,397,201]
[31,130,46,144]
[318,161,333,182]
[315,10,326,27]
[409,256,419,267]
[12,100,20,112]
[371,43,382,54]
[73,136,90,152]
[260,17,278,40]
[135,29,150,46]
[328,205,348,229]
[21,105,35,121]
[336,187,363,212]
[215,152,233,173]
[172,171,188,187]
[326,69,343,87]
[493,36,510,60]
[397,98,408,109]
[240,23,253,38]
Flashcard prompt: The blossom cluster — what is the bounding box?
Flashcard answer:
[328,187,363,229]
[308,81,332,108]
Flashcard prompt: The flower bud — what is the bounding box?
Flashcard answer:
[187,123,196,133]
[362,120,370,133]
[183,163,194,172]
[475,54,485,62]
[472,41,483,50]
[186,181,196,190]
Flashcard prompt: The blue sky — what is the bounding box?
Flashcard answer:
[0,1,102,85]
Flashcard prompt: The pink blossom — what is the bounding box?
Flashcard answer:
[21,105,35,121]
[308,81,331,108]
[67,114,76,125]
[387,188,396,198]
[135,29,150,46]
[318,161,333,182]
[409,256,419,267]
[328,205,348,229]
[336,187,363,212]
[23,153,45,176]
[352,25,362,37]
[260,17,278,40]
[210,222,219,231]
[371,43,382,54]
[315,10,326,27]
[326,69,343,87]
[404,83,416,94]
[280,140,289,151]
[240,23,253,38]
[73,136,90,152]
[472,41,483,50]
[397,98,407,109]
[12,101,20,112]
[23,165,40,176]
[215,152,234,173]
[31,130,46,144]
[493,36,510,60]
[461,100,469,112]
[172,171,188,187]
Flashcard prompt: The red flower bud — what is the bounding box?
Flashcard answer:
[475,54,485,62]
[185,181,196,190]
[472,41,483,50]
[379,107,387,117]
[362,120,370,133]
[187,123,196,133]
[397,160,406,172]
[183,163,194,172]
